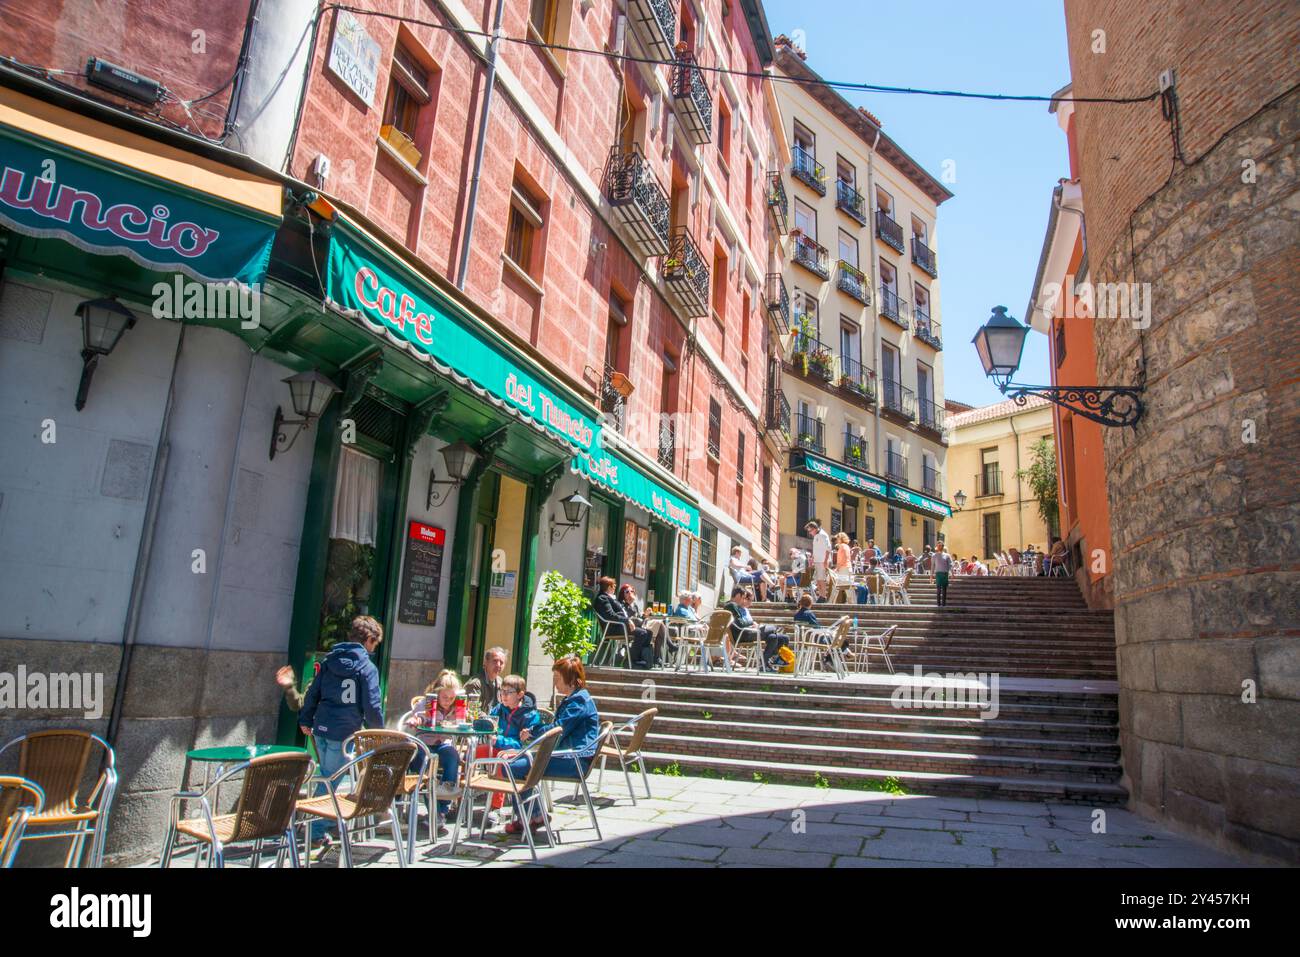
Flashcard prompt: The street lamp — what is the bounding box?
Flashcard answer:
[427,440,482,507]
[550,492,591,544]
[269,370,340,459]
[953,489,967,511]
[74,297,137,411]
[972,306,1145,428]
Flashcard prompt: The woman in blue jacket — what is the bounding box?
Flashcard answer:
[501,656,600,834]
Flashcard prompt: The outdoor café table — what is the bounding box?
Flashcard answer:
[181,744,310,812]
[410,722,493,811]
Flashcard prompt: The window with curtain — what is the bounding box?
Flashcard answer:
[330,446,381,545]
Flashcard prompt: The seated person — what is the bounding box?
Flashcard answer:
[793,592,822,630]
[404,670,465,823]
[594,576,655,668]
[489,674,542,751]
[728,547,759,589]
[724,587,791,671]
[502,657,600,835]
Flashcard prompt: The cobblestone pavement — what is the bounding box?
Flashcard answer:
[273,773,1247,869]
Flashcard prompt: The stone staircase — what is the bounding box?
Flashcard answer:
[586,576,1124,805]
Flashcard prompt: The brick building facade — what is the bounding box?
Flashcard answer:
[1063,0,1299,862]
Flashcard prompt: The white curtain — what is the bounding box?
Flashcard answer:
[330,446,381,545]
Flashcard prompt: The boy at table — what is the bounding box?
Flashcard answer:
[490,675,543,750]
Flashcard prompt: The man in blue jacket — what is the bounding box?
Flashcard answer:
[299,615,385,847]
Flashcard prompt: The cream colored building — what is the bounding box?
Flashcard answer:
[767,39,953,559]
[944,396,1058,561]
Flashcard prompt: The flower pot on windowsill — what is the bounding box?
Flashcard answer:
[380,124,422,169]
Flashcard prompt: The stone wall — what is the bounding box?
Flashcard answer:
[1065,1,1299,863]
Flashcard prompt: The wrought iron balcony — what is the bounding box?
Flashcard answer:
[657,412,676,472]
[792,233,829,279]
[837,260,870,306]
[977,469,1004,497]
[671,53,712,146]
[886,450,909,484]
[662,225,709,318]
[761,508,773,553]
[766,171,788,234]
[791,145,826,195]
[835,180,868,225]
[913,308,942,350]
[916,398,945,437]
[876,209,904,253]
[792,412,825,455]
[923,465,941,498]
[626,0,676,62]
[603,145,671,256]
[766,389,791,444]
[912,236,938,277]
[881,377,916,420]
[790,331,836,383]
[843,430,868,469]
[838,354,876,404]
[764,272,790,335]
[599,363,627,434]
[879,286,909,329]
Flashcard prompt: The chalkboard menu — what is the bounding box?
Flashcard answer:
[397,521,445,626]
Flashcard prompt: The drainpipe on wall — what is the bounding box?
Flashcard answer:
[456,0,507,290]
[865,128,882,475]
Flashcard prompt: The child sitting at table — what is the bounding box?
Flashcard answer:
[490,674,543,750]
[405,670,464,825]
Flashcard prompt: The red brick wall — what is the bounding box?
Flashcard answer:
[0,0,252,139]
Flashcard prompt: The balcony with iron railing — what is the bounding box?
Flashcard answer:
[916,398,945,439]
[761,508,773,553]
[764,272,790,336]
[598,363,627,434]
[626,0,676,61]
[843,430,868,470]
[837,354,876,406]
[671,53,712,146]
[886,450,909,484]
[881,377,916,421]
[879,285,909,329]
[835,179,868,225]
[766,389,791,444]
[913,307,942,350]
[837,260,870,306]
[662,225,709,318]
[922,465,941,498]
[792,412,826,455]
[603,145,671,256]
[792,233,829,279]
[876,208,904,254]
[977,469,1004,497]
[791,145,826,195]
[766,170,788,234]
[657,413,676,473]
[789,330,836,384]
[912,236,938,277]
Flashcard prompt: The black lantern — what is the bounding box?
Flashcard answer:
[953,489,967,511]
[971,306,1028,385]
[972,303,1145,429]
[550,492,591,544]
[74,297,137,411]
[269,370,340,459]
[427,440,481,507]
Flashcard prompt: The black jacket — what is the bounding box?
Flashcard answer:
[595,592,631,630]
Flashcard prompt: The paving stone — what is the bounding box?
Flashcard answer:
[859,833,998,866]
[616,838,725,861]
[858,815,950,832]
[951,830,1053,851]
[647,823,766,849]
[587,852,716,868]
[719,814,789,833]
[833,857,966,867]
[758,827,868,855]
[719,846,836,868]
[964,812,1052,828]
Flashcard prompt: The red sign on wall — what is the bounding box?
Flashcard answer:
[409,521,445,545]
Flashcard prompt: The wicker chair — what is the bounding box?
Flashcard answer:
[795,615,851,677]
[541,721,614,841]
[597,709,658,803]
[0,730,117,868]
[0,776,45,868]
[450,726,563,862]
[884,570,914,605]
[347,729,435,865]
[592,616,632,667]
[161,751,312,868]
[295,741,417,868]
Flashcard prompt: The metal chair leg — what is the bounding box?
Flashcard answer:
[338,819,354,869]
[389,805,407,869]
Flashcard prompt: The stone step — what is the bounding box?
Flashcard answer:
[591,693,1120,738]
[632,751,1129,805]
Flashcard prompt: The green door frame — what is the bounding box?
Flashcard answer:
[510,465,564,672]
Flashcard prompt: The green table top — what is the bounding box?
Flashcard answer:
[411,724,491,737]
[186,744,308,762]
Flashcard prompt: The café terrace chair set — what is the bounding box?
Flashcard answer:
[0,730,117,869]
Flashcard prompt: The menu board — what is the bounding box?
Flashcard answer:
[397,521,445,626]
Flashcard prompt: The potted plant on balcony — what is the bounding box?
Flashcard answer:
[809,348,834,380]
[798,432,817,449]
[847,443,863,464]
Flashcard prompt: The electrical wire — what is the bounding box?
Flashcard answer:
[324,3,1160,105]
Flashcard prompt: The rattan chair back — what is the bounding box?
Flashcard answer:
[347,742,417,819]
[226,753,312,843]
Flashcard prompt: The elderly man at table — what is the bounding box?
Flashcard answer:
[464,646,508,713]
[724,587,790,671]
[298,615,385,849]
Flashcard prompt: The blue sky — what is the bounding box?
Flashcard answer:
[762,0,1069,407]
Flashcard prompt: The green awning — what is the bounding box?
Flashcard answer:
[0,107,279,286]
[574,445,700,536]
[325,216,600,457]
[791,450,952,519]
